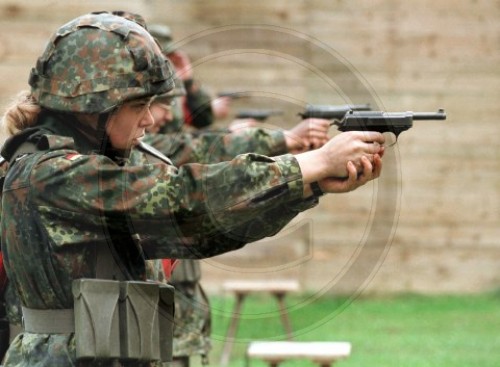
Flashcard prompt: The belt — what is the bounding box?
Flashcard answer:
[22,306,75,334]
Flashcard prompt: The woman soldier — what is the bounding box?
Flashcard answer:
[0,12,384,367]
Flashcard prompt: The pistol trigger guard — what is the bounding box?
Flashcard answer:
[386,132,399,147]
[330,119,342,127]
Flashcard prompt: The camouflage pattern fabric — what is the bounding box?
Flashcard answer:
[143,127,287,167]
[0,144,17,356]
[148,24,177,54]
[0,159,10,361]
[169,260,211,364]
[0,110,316,366]
[0,166,18,363]
[28,13,175,114]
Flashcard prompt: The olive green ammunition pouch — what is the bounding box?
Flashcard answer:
[73,279,174,362]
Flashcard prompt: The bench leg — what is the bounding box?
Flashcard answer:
[220,293,246,366]
[274,292,293,340]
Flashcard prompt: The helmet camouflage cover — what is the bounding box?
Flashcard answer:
[148,24,177,54]
[28,12,175,113]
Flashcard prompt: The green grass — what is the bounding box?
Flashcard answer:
[190,292,500,367]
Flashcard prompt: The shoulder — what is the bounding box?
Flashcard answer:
[32,149,118,179]
[2,149,92,191]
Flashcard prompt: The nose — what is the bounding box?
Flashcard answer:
[142,107,156,128]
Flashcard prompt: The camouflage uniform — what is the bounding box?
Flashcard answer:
[0,177,14,362]
[0,158,9,360]
[0,13,318,367]
[148,24,291,366]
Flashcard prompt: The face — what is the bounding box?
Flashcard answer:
[106,97,155,150]
[146,96,175,134]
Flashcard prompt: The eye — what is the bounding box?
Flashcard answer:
[151,96,175,111]
[155,96,174,106]
[129,100,150,111]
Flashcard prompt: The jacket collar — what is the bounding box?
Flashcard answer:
[1,111,109,161]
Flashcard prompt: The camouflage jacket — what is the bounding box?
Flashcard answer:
[0,112,316,366]
[143,127,287,167]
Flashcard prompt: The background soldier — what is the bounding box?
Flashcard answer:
[148,24,231,131]
[146,23,334,367]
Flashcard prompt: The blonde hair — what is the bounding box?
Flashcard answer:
[0,91,41,145]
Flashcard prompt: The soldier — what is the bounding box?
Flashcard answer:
[1,14,330,367]
[148,24,230,130]
[0,12,384,367]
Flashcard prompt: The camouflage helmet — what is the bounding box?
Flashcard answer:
[28,12,175,114]
[148,24,177,54]
[166,72,186,98]
[108,10,148,29]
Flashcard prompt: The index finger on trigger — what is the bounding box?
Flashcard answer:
[361,131,385,145]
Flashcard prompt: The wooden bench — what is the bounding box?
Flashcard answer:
[246,341,352,367]
[220,280,301,366]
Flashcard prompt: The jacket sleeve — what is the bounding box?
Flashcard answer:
[144,127,287,166]
[31,151,310,260]
[161,194,318,259]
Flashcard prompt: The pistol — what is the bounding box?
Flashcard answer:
[334,109,447,139]
[299,104,372,120]
[217,90,251,99]
[235,109,284,122]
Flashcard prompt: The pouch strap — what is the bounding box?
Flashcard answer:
[22,306,74,334]
[96,242,127,281]
[9,323,22,343]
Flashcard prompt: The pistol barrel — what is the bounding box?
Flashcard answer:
[235,108,283,121]
[412,109,447,120]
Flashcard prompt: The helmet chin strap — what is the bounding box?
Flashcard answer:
[97,111,111,156]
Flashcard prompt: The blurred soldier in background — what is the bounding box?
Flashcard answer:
[143,38,332,367]
[149,24,231,131]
